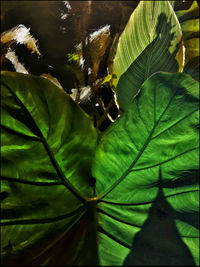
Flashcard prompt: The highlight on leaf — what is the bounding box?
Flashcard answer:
[0,1,199,266]
[112,1,183,110]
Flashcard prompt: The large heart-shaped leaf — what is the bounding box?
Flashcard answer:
[1,71,98,265]
[112,1,182,110]
[92,72,199,265]
[1,71,199,265]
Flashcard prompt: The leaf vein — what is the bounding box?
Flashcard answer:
[1,82,86,203]
[100,87,178,199]
[1,176,63,186]
[0,205,85,226]
[98,226,132,250]
[130,147,198,173]
[152,110,198,140]
[97,208,141,228]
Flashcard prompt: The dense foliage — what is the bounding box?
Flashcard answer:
[1,1,199,266]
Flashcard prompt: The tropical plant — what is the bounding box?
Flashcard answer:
[1,1,199,266]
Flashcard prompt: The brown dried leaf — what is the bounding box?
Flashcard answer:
[1,24,40,56]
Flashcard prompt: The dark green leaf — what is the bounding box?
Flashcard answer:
[174,0,199,65]
[1,71,98,265]
[116,35,179,110]
[183,56,200,83]
[1,69,199,265]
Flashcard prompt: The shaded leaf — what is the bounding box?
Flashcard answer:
[116,31,179,110]
[174,0,199,65]
[124,169,195,266]
[1,71,98,265]
[92,72,199,265]
[183,56,200,83]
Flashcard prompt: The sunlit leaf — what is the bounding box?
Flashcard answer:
[92,72,199,265]
[1,3,199,263]
[112,1,182,110]
[175,41,185,72]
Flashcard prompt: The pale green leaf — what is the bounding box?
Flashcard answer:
[112,1,182,90]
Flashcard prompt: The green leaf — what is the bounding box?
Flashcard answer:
[1,71,98,265]
[116,36,179,110]
[92,72,199,265]
[174,0,199,65]
[112,1,182,99]
[183,56,200,83]
[1,71,199,265]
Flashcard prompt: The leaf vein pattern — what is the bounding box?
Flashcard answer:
[100,87,178,199]
[97,208,141,228]
[129,147,198,173]
[1,82,86,203]
[0,205,85,226]
[1,176,63,186]
[151,109,198,140]
[98,199,153,206]
[99,190,199,206]
[1,124,42,142]
[98,226,132,249]
[135,99,149,133]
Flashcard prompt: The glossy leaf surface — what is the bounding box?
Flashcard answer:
[1,71,98,265]
[112,1,182,108]
[93,72,199,265]
[1,71,199,266]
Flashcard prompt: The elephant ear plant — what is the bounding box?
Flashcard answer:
[1,1,199,266]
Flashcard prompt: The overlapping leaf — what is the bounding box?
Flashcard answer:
[92,72,199,265]
[0,71,98,265]
[112,1,182,110]
[174,0,199,65]
[1,1,199,264]
[183,56,200,83]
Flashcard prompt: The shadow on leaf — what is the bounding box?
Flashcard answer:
[117,12,181,110]
[123,168,195,266]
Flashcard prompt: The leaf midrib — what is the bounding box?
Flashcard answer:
[128,147,198,173]
[98,189,199,206]
[1,176,63,186]
[1,82,87,203]
[99,86,184,200]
